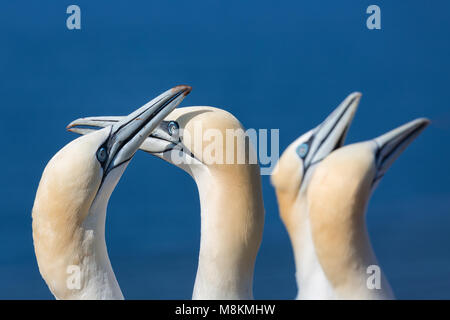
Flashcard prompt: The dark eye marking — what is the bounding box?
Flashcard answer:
[96,147,107,163]
[296,143,309,159]
[168,121,179,137]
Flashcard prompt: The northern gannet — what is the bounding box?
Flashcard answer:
[272,94,429,298]
[32,85,191,299]
[67,107,265,300]
[271,93,361,299]
[306,118,429,299]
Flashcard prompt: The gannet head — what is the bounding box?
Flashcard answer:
[270,92,361,231]
[32,86,191,299]
[307,118,429,298]
[145,106,259,177]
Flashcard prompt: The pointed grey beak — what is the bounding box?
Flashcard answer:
[373,118,430,185]
[299,92,361,173]
[68,85,191,174]
[67,116,123,131]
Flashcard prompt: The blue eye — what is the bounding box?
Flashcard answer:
[296,143,309,159]
[168,121,179,137]
[96,147,107,163]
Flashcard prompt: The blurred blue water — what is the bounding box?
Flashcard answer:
[0,1,449,299]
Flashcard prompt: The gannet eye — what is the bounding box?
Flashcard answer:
[168,121,179,137]
[96,147,108,163]
[296,143,309,159]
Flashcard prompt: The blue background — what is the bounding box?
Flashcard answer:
[0,1,449,299]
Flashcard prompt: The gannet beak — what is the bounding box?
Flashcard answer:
[300,92,361,173]
[373,118,430,185]
[67,116,123,131]
[69,85,191,173]
[68,118,179,154]
[67,88,191,154]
